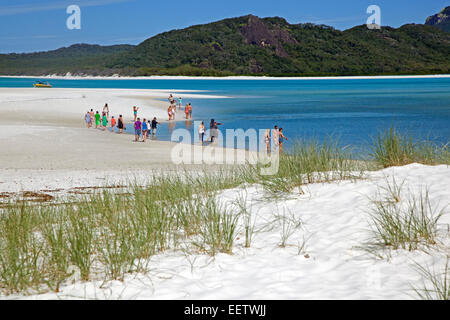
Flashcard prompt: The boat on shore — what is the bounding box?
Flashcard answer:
[33,81,52,88]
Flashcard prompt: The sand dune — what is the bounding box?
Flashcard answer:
[3,164,449,300]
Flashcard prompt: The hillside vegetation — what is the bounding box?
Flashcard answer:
[1,15,449,77]
[0,44,135,76]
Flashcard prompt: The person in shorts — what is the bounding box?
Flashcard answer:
[188,103,192,119]
[278,128,288,155]
[198,122,205,145]
[134,118,142,142]
[142,118,148,142]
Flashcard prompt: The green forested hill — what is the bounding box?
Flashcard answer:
[0,44,135,76]
[1,15,449,77]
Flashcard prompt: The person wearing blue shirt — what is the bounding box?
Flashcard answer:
[142,118,148,142]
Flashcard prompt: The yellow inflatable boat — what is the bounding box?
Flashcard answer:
[33,81,52,88]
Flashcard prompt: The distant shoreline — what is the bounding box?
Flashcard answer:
[1,74,450,81]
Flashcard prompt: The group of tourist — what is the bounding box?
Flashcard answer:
[84,95,288,152]
[84,108,111,132]
[168,94,193,121]
[264,126,288,154]
[195,119,223,145]
[84,104,159,141]
[133,117,160,142]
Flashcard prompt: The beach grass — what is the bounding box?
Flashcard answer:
[412,257,450,300]
[274,209,303,248]
[370,126,450,168]
[0,166,257,294]
[367,180,445,252]
[234,192,257,249]
[258,136,367,197]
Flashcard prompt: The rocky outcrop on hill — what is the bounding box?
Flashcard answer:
[425,7,450,32]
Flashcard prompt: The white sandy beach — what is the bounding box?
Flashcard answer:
[0,87,252,194]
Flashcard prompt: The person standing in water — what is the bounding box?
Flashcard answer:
[147,119,153,138]
[178,97,182,109]
[172,105,177,120]
[185,104,190,119]
[209,119,215,142]
[278,128,288,155]
[118,115,125,134]
[188,103,193,119]
[133,106,139,122]
[134,117,142,142]
[209,119,223,143]
[198,122,205,145]
[151,117,159,137]
[168,105,173,121]
[264,129,271,154]
[272,126,279,152]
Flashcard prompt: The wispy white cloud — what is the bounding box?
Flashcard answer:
[0,0,134,16]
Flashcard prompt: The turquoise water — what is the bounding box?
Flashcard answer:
[2,77,449,157]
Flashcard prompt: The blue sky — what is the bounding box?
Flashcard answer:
[0,0,448,53]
